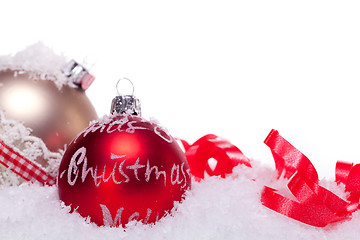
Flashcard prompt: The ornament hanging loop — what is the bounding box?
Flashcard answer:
[116,78,135,96]
[111,78,141,116]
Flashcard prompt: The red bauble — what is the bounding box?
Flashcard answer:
[58,114,191,227]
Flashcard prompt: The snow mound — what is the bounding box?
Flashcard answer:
[1,162,359,240]
[0,42,75,89]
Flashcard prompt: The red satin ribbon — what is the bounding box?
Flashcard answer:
[261,129,358,227]
[182,131,360,227]
[336,161,360,203]
[182,134,251,180]
[264,129,318,183]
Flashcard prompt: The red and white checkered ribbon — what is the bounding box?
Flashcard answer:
[0,140,56,185]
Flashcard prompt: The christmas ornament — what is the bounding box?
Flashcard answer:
[58,78,191,227]
[0,43,98,185]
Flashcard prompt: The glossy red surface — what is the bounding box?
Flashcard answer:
[58,114,191,227]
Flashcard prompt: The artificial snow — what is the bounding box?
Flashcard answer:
[0,109,65,186]
[0,109,63,185]
[0,162,359,240]
[0,43,76,89]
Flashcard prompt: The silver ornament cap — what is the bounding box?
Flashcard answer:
[110,78,141,116]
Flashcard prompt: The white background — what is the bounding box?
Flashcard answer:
[1,0,360,178]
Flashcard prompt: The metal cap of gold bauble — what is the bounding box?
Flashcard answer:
[110,78,141,116]
[63,60,95,90]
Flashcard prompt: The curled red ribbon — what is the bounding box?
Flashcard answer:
[182,134,251,180]
[183,130,360,227]
[336,161,360,204]
[261,129,358,227]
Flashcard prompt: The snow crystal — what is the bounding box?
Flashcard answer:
[0,162,360,240]
[0,42,76,89]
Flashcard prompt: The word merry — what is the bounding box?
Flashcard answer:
[60,147,190,188]
[72,114,174,144]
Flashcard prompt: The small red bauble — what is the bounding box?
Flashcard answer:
[58,114,191,227]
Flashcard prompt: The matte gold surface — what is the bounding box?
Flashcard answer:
[0,70,98,153]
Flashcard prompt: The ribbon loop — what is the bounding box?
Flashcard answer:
[261,186,349,227]
[335,161,353,184]
[343,164,360,203]
[184,134,250,180]
[264,129,318,183]
[335,161,360,204]
[261,129,355,227]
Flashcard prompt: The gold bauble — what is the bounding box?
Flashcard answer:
[0,70,98,177]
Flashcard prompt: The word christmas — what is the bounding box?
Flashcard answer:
[59,146,190,189]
